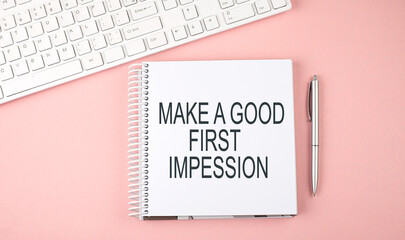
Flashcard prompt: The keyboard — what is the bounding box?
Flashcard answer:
[0,0,291,104]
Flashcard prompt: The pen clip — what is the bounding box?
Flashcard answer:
[307,80,312,122]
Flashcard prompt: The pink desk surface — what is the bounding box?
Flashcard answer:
[1,0,404,239]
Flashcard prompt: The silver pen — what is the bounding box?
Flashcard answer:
[307,75,319,197]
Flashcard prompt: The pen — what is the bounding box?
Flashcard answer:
[308,75,319,197]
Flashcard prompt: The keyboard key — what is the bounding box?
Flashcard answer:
[223,4,255,24]
[255,0,271,14]
[0,65,14,81]
[36,36,52,51]
[125,39,146,56]
[218,0,234,9]
[75,6,91,22]
[5,46,21,62]
[59,45,76,60]
[179,0,193,5]
[123,17,162,40]
[62,0,78,9]
[130,2,158,21]
[1,15,17,30]
[91,35,107,50]
[271,0,286,9]
[59,11,75,27]
[236,0,249,3]
[76,40,91,55]
[104,46,125,63]
[172,25,187,41]
[203,15,219,31]
[82,52,103,70]
[68,25,83,41]
[106,0,121,12]
[11,27,28,43]
[107,30,122,45]
[16,10,32,25]
[2,0,16,9]
[1,60,83,96]
[43,16,60,32]
[90,1,106,17]
[114,10,130,26]
[31,5,47,20]
[107,29,123,45]
[46,0,63,15]
[183,5,198,21]
[188,20,203,36]
[123,0,137,7]
[0,32,14,48]
[99,15,114,31]
[0,52,5,65]
[146,32,167,49]
[162,0,177,10]
[44,49,60,65]
[51,31,68,46]
[13,60,29,76]
[27,22,44,37]
[82,20,99,36]
[12,27,28,43]
[27,55,45,71]
[20,40,37,56]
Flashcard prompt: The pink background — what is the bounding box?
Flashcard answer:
[1,0,404,239]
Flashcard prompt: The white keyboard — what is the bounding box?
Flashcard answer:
[0,0,291,104]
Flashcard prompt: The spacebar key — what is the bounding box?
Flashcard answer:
[2,60,83,97]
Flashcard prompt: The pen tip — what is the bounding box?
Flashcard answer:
[313,192,316,197]
[313,75,317,81]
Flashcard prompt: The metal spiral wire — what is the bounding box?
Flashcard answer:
[128,63,149,219]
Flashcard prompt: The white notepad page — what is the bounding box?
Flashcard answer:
[144,60,296,217]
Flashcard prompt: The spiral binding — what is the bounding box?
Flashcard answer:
[128,63,149,219]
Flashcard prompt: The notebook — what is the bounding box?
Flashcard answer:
[128,60,297,220]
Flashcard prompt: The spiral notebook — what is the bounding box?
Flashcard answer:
[128,60,297,220]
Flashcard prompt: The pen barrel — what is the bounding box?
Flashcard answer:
[311,80,319,146]
[312,146,319,194]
